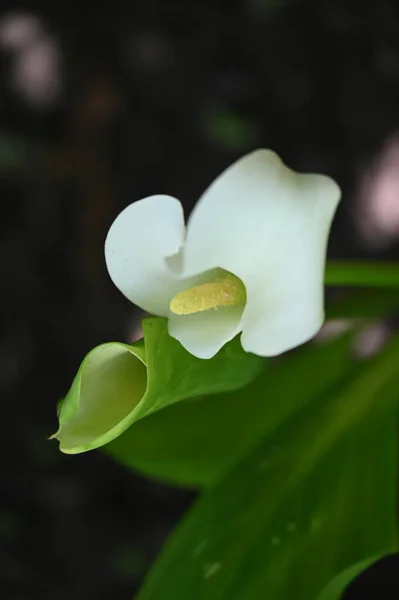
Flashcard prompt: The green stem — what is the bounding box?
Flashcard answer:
[325,261,399,288]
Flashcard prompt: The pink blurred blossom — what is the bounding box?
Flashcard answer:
[315,318,354,343]
[354,321,391,359]
[357,135,399,248]
[0,11,42,51]
[12,37,61,107]
[0,10,61,107]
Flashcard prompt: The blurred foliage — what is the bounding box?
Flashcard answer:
[202,106,258,151]
[0,135,26,171]
[110,543,149,581]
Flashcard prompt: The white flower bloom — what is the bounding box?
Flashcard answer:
[105,149,341,359]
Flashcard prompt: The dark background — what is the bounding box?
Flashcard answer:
[1,0,399,598]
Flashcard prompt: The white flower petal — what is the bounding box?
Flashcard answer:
[181,149,341,356]
[168,306,243,359]
[105,195,185,316]
[240,168,341,356]
[240,248,325,357]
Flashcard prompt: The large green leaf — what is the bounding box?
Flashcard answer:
[315,557,379,600]
[106,287,398,488]
[137,333,399,600]
[52,318,262,454]
[326,288,399,320]
[106,332,358,487]
[325,261,399,289]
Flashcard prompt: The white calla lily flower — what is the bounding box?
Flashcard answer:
[105,149,341,359]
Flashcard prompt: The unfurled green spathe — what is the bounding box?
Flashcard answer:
[52,342,147,453]
[51,318,263,454]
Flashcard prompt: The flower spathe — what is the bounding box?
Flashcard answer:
[105,149,341,359]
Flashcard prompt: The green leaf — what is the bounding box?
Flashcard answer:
[52,317,262,454]
[105,286,398,488]
[105,331,358,487]
[202,107,258,151]
[326,289,399,320]
[137,333,399,600]
[315,557,379,600]
[325,262,399,289]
